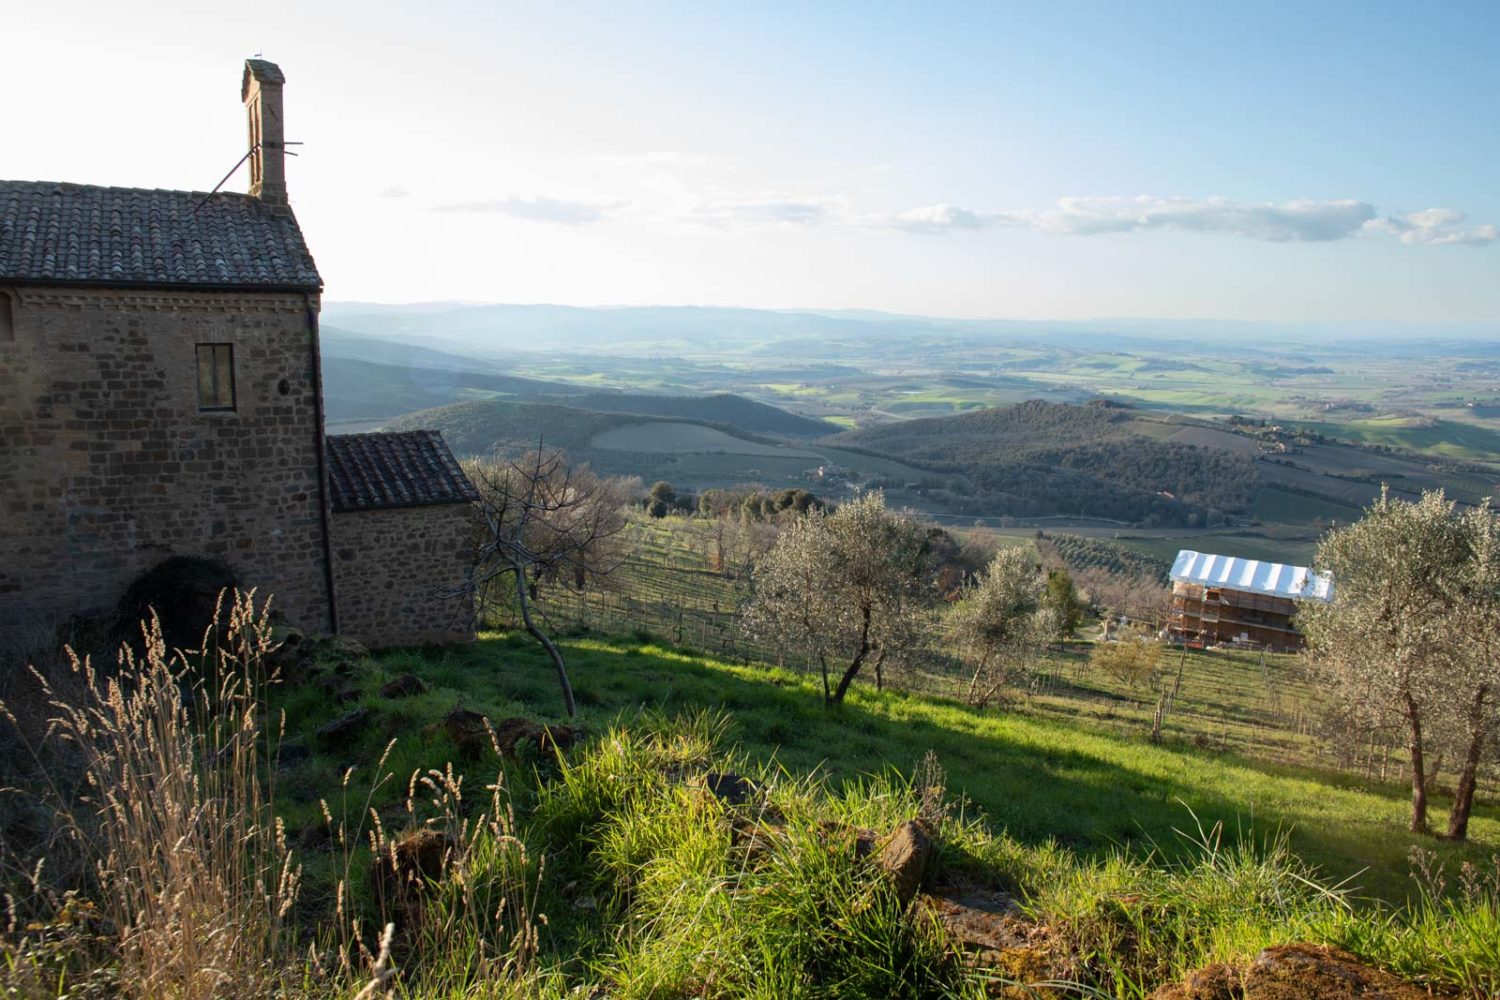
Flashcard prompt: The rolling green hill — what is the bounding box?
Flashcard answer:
[568,391,838,436]
[322,357,575,423]
[838,400,1259,526]
[384,399,646,456]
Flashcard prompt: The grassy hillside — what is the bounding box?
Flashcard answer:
[278,632,1498,909]
[838,400,1260,525]
[322,357,572,423]
[382,400,818,487]
[384,399,645,456]
[10,604,1496,997]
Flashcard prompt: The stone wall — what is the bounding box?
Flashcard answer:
[332,503,475,648]
[0,285,334,636]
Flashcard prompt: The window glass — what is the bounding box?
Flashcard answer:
[196,343,236,410]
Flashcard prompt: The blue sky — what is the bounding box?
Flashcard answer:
[7,1,1497,321]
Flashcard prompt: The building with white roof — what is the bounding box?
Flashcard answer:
[1167,550,1333,650]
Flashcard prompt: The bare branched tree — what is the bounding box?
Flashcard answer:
[464,450,629,717]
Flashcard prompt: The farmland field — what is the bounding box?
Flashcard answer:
[591,422,818,457]
[1251,486,1362,525]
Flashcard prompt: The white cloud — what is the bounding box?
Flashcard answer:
[429,196,625,224]
[865,195,1493,246]
[1025,196,1378,242]
[377,184,410,199]
[423,186,1494,247]
[864,203,1002,234]
[686,192,838,228]
[1363,208,1499,246]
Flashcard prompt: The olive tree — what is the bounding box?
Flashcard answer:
[742,491,932,705]
[1439,502,1500,840]
[946,548,1055,708]
[1298,488,1497,837]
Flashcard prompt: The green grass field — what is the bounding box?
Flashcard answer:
[274,631,1498,910]
[1250,486,1362,525]
[1298,416,1500,463]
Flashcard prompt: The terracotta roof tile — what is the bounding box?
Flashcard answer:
[0,180,321,289]
[326,431,478,512]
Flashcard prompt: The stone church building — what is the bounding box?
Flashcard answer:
[0,60,477,649]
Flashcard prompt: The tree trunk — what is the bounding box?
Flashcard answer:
[965,651,991,706]
[516,566,576,717]
[830,605,873,705]
[1445,683,1491,842]
[1404,694,1429,834]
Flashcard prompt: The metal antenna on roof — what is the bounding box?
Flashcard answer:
[193,140,305,213]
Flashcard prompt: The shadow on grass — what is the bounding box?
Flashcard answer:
[274,631,1498,907]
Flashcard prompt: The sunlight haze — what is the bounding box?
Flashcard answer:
[7,1,1497,321]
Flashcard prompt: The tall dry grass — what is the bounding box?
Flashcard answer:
[1,591,300,999]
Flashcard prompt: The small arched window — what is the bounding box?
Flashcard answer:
[0,292,14,342]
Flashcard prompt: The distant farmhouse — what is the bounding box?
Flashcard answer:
[0,61,477,648]
[1167,550,1333,651]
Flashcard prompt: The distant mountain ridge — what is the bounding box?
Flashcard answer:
[322,302,1500,355]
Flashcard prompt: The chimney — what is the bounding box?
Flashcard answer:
[242,59,288,207]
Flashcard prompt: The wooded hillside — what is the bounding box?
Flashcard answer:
[839,400,1259,525]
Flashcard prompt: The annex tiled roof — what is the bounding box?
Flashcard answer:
[1171,549,1334,603]
[326,431,479,512]
[0,180,321,289]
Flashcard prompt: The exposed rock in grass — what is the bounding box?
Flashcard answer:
[491,716,539,755]
[332,686,361,704]
[1245,943,1427,999]
[1150,943,1428,1000]
[812,819,877,858]
[920,885,1074,998]
[266,626,309,675]
[370,828,454,936]
[538,723,587,753]
[877,819,934,905]
[491,716,586,756]
[1147,962,1241,1000]
[703,770,759,806]
[443,707,493,758]
[270,629,373,686]
[729,817,786,862]
[316,707,371,743]
[379,673,428,698]
[326,635,370,662]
